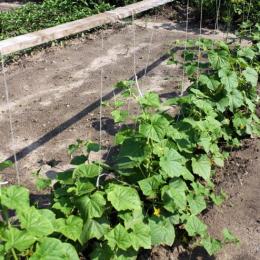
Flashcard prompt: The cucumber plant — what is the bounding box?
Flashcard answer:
[0,38,259,259]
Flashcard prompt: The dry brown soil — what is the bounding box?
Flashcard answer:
[0,1,21,12]
[0,16,259,260]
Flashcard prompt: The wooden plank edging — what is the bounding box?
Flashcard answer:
[0,0,173,56]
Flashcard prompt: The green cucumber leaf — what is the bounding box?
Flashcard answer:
[0,160,13,171]
[118,209,144,230]
[104,224,132,250]
[1,227,36,252]
[228,89,244,112]
[73,163,101,179]
[210,191,226,206]
[223,228,239,243]
[90,243,136,260]
[218,69,238,92]
[138,175,165,198]
[85,142,101,153]
[162,178,188,212]
[80,218,110,244]
[199,75,220,91]
[17,207,54,238]
[192,155,211,181]
[185,215,207,237]
[139,92,160,108]
[242,67,258,87]
[68,180,96,196]
[208,50,230,70]
[139,114,169,142]
[36,178,51,191]
[55,215,83,241]
[111,110,129,123]
[238,47,255,60]
[1,185,29,210]
[70,155,88,165]
[77,191,106,220]
[30,237,79,260]
[188,195,207,215]
[148,216,175,246]
[200,236,222,255]
[106,184,141,211]
[159,149,186,178]
[191,182,210,196]
[130,222,151,250]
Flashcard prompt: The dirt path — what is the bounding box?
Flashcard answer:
[0,2,21,11]
[205,138,260,260]
[0,16,259,260]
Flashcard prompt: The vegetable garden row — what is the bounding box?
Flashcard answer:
[0,0,259,259]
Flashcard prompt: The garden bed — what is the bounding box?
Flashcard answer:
[0,12,259,260]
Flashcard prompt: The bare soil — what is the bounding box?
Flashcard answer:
[0,15,259,259]
[0,1,21,11]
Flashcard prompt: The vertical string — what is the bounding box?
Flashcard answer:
[181,0,190,96]
[144,11,158,77]
[196,0,203,81]
[246,0,252,34]
[225,2,231,42]
[1,54,20,185]
[96,30,105,187]
[97,31,104,186]
[211,0,221,47]
[242,1,245,25]
[214,0,221,35]
[132,11,143,97]
[246,0,252,21]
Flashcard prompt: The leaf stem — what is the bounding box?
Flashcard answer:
[11,248,18,260]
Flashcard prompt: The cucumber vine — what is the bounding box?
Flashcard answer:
[0,36,259,259]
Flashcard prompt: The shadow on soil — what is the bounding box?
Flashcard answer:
[139,246,215,260]
[178,247,215,260]
[5,47,181,163]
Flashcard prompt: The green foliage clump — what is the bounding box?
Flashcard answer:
[0,0,138,40]
[189,0,260,29]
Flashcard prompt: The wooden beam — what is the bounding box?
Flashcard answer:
[0,0,173,56]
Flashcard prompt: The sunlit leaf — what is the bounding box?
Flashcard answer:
[192,155,211,181]
[1,186,29,210]
[18,207,54,238]
[242,67,258,87]
[80,218,109,244]
[106,184,141,211]
[55,215,83,241]
[148,216,175,246]
[130,222,151,250]
[200,236,222,255]
[1,227,36,252]
[218,69,238,91]
[0,160,13,171]
[139,114,169,142]
[185,215,207,237]
[30,238,79,260]
[77,191,106,220]
[105,224,132,250]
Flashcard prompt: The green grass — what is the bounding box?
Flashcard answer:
[0,0,138,40]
